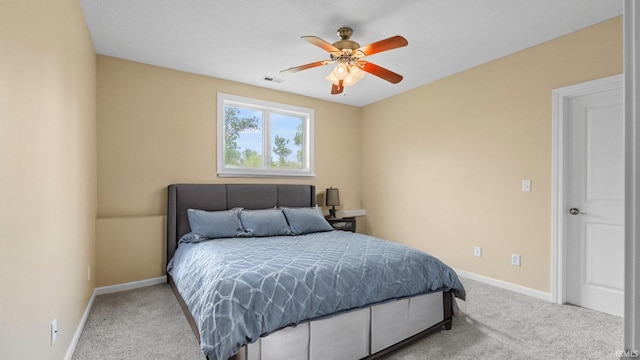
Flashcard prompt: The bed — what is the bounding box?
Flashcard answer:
[166,183,465,360]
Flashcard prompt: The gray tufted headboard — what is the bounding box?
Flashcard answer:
[166,184,316,265]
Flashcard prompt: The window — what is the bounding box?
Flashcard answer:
[217,93,315,177]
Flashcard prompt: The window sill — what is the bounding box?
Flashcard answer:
[217,170,316,178]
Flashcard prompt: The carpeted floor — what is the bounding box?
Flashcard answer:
[71,283,204,360]
[71,278,623,360]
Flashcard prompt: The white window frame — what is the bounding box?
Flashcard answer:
[217,92,315,178]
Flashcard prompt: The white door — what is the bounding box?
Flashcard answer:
[565,85,624,317]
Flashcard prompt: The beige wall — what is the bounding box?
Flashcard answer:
[0,0,97,359]
[361,17,623,293]
[96,56,362,286]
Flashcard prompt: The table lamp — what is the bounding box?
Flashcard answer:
[326,187,340,218]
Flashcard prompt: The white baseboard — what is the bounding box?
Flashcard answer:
[64,276,168,360]
[94,276,167,295]
[64,288,97,360]
[454,268,552,302]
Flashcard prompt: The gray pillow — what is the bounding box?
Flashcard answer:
[281,206,334,235]
[187,208,244,239]
[239,208,291,237]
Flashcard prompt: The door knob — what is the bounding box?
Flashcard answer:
[569,207,586,215]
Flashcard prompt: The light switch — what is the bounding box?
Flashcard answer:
[522,179,531,192]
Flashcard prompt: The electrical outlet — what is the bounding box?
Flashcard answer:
[511,254,521,266]
[87,266,91,281]
[51,319,58,346]
[473,246,482,257]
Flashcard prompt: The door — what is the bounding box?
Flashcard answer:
[565,84,624,317]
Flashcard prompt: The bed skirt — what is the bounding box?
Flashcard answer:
[232,290,451,360]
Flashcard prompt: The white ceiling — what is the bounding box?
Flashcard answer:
[80,0,622,107]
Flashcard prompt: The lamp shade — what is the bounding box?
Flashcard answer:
[325,187,340,207]
[326,63,364,87]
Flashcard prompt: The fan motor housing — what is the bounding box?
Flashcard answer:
[332,39,360,50]
[333,27,360,50]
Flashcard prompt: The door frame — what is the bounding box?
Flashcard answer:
[551,74,623,305]
[624,0,640,350]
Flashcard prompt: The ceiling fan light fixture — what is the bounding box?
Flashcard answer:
[333,63,348,80]
[326,71,340,86]
[346,64,364,85]
[326,63,364,87]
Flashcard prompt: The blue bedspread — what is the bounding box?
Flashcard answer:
[167,231,465,360]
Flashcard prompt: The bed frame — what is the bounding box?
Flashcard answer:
[166,184,454,360]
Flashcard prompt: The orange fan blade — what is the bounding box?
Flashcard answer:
[280,60,329,75]
[358,35,408,57]
[360,61,403,84]
[302,36,341,53]
[331,81,344,95]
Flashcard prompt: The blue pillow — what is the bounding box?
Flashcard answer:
[187,208,244,239]
[239,209,291,237]
[281,206,334,235]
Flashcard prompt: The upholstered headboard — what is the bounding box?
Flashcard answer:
[166,184,316,265]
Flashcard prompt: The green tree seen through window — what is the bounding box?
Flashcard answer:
[224,107,259,166]
[272,135,292,167]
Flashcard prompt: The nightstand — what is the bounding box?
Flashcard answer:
[326,217,356,232]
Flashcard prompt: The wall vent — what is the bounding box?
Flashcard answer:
[263,76,284,83]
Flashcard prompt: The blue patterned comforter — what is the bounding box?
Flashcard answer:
[167,231,465,360]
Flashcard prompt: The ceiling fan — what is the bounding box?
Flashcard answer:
[280,27,408,95]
